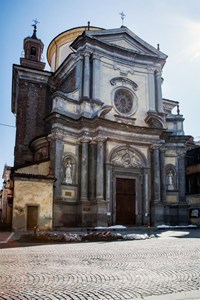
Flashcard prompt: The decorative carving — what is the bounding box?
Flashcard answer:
[145,112,166,129]
[98,105,112,118]
[110,77,138,90]
[111,148,143,168]
[92,52,101,60]
[93,136,107,143]
[79,136,91,143]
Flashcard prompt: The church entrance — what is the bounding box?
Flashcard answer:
[116,178,136,225]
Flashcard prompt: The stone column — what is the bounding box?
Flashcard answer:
[83,52,90,98]
[143,169,150,224]
[80,136,91,200]
[94,136,107,200]
[105,163,113,225]
[155,67,163,113]
[152,146,161,203]
[160,148,166,202]
[88,140,96,200]
[178,153,186,202]
[148,67,156,112]
[105,163,112,204]
[92,53,101,100]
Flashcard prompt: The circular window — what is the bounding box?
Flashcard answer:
[114,89,136,115]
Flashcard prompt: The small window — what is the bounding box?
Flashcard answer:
[30,46,37,56]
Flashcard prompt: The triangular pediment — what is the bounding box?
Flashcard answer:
[85,27,167,59]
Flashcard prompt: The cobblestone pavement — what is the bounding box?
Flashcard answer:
[0,231,200,300]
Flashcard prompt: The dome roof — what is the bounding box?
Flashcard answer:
[47,25,103,71]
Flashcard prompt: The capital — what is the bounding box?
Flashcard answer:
[93,135,107,143]
[79,135,91,143]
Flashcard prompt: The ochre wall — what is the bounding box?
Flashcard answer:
[12,179,53,231]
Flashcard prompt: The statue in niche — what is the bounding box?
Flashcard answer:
[65,160,72,184]
[166,169,175,190]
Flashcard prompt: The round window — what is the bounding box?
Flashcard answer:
[114,89,135,115]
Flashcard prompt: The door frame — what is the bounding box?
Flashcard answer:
[116,177,136,225]
[26,204,39,231]
[112,168,143,226]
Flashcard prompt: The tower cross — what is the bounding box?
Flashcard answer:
[119,11,126,26]
[32,18,40,30]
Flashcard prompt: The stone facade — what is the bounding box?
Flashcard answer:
[11,24,191,230]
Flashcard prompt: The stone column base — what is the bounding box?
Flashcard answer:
[79,200,91,227]
[90,200,109,227]
[151,203,165,226]
[178,203,189,225]
[163,203,189,226]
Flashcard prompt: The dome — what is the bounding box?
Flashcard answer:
[47,25,103,71]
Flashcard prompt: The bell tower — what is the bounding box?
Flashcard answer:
[20,20,45,70]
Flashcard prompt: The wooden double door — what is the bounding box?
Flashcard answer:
[116,178,136,225]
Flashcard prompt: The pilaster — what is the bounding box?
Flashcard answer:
[48,133,63,197]
[93,136,107,201]
[92,52,101,100]
[83,52,91,98]
[155,67,163,113]
[143,168,150,224]
[79,136,91,200]
[160,147,166,202]
[178,153,186,202]
[147,67,156,112]
[152,145,161,203]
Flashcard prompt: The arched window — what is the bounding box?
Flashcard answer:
[30,46,37,56]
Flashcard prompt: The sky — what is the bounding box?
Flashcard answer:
[1,0,200,182]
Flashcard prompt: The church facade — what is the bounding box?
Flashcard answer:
[11,24,190,230]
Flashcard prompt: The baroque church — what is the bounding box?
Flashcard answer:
[11,22,190,231]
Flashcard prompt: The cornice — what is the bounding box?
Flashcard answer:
[71,33,166,67]
[13,64,51,83]
[45,111,165,137]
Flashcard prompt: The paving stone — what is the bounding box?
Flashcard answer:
[0,231,200,299]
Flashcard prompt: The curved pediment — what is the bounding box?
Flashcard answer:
[110,77,138,90]
[110,146,147,168]
[145,112,167,129]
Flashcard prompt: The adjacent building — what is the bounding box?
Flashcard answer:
[0,165,13,228]
[186,145,200,225]
[10,23,191,230]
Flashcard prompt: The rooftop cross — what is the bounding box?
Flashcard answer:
[32,18,40,30]
[31,18,40,39]
[119,11,126,26]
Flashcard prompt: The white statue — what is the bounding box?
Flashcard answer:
[65,160,72,184]
[167,170,174,190]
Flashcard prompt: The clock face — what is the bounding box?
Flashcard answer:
[114,90,133,114]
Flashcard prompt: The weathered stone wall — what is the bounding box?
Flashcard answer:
[12,179,53,231]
